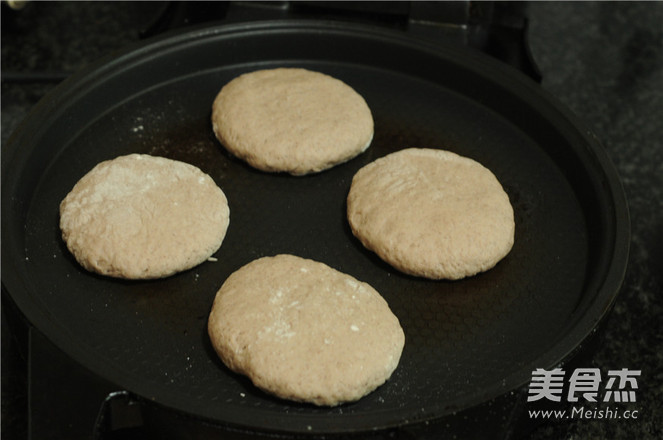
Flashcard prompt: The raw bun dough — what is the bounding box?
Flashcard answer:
[59,154,230,279]
[207,254,404,406]
[211,68,374,175]
[347,148,515,280]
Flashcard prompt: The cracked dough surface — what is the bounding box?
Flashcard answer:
[211,68,374,175]
[347,148,515,280]
[207,254,404,406]
[59,154,230,279]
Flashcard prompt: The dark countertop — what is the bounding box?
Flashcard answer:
[526,2,663,438]
[2,1,661,439]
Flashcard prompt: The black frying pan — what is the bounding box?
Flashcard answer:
[1,20,629,436]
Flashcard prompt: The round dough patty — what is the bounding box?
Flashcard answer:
[59,154,230,279]
[207,254,404,406]
[347,148,515,280]
[211,68,374,175]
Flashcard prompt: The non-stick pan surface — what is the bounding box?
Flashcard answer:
[1,21,628,435]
